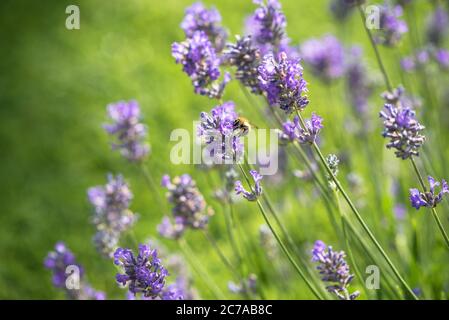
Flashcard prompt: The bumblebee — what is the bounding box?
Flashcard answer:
[233,116,258,137]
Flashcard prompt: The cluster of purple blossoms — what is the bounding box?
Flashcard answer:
[105,100,150,162]
[235,170,263,202]
[44,242,105,300]
[158,174,212,239]
[172,31,230,99]
[258,51,309,113]
[246,0,288,54]
[401,6,449,72]
[401,47,449,72]
[114,245,177,299]
[198,101,243,161]
[279,113,323,145]
[224,35,263,94]
[400,49,430,72]
[300,35,346,83]
[311,240,359,300]
[374,3,408,47]
[410,176,449,210]
[181,2,228,52]
[345,46,375,117]
[426,5,449,48]
[380,87,425,160]
[88,174,137,258]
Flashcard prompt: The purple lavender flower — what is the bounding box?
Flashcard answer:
[114,245,168,298]
[157,216,185,240]
[279,113,323,144]
[93,230,119,259]
[258,51,309,113]
[401,49,430,73]
[44,242,81,288]
[223,35,263,94]
[426,6,449,47]
[380,87,425,159]
[374,3,408,47]
[410,176,449,210]
[235,170,263,202]
[345,46,375,116]
[181,2,228,52]
[172,31,229,99]
[44,242,105,300]
[198,101,243,161]
[400,56,415,72]
[88,174,137,257]
[394,203,406,220]
[246,0,288,53]
[311,240,359,300]
[300,35,345,82]
[161,174,212,231]
[104,100,150,162]
[434,48,449,69]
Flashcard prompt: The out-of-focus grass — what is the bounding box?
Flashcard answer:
[1,0,448,299]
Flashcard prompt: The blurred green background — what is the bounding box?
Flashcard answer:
[1,0,448,299]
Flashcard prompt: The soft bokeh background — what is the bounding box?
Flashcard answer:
[1,0,448,299]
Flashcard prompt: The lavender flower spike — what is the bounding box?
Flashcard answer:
[300,35,345,83]
[198,101,243,161]
[104,100,150,162]
[235,170,263,202]
[374,2,408,47]
[181,2,228,52]
[114,244,168,298]
[172,31,229,99]
[311,240,360,300]
[44,242,105,300]
[223,35,262,95]
[410,176,449,210]
[279,113,323,145]
[426,5,449,47]
[248,0,288,52]
[161,174,213,231]
[379,102,425,160]
[88,174,137,257]
[258,51,309,113]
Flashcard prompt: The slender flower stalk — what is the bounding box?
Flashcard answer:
[294,109,418,300]
[236,165,323,299]
[177,238,226,299]
[357,4,393,91]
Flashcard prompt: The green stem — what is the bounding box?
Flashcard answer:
[237,163,323,300]
[294,109,417,300]
[334,189,370,299]
[431,208,449,250]
[203,230,240,279]
[357,4,393,92]
[139,163,165,210]
[178,238,226,299]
